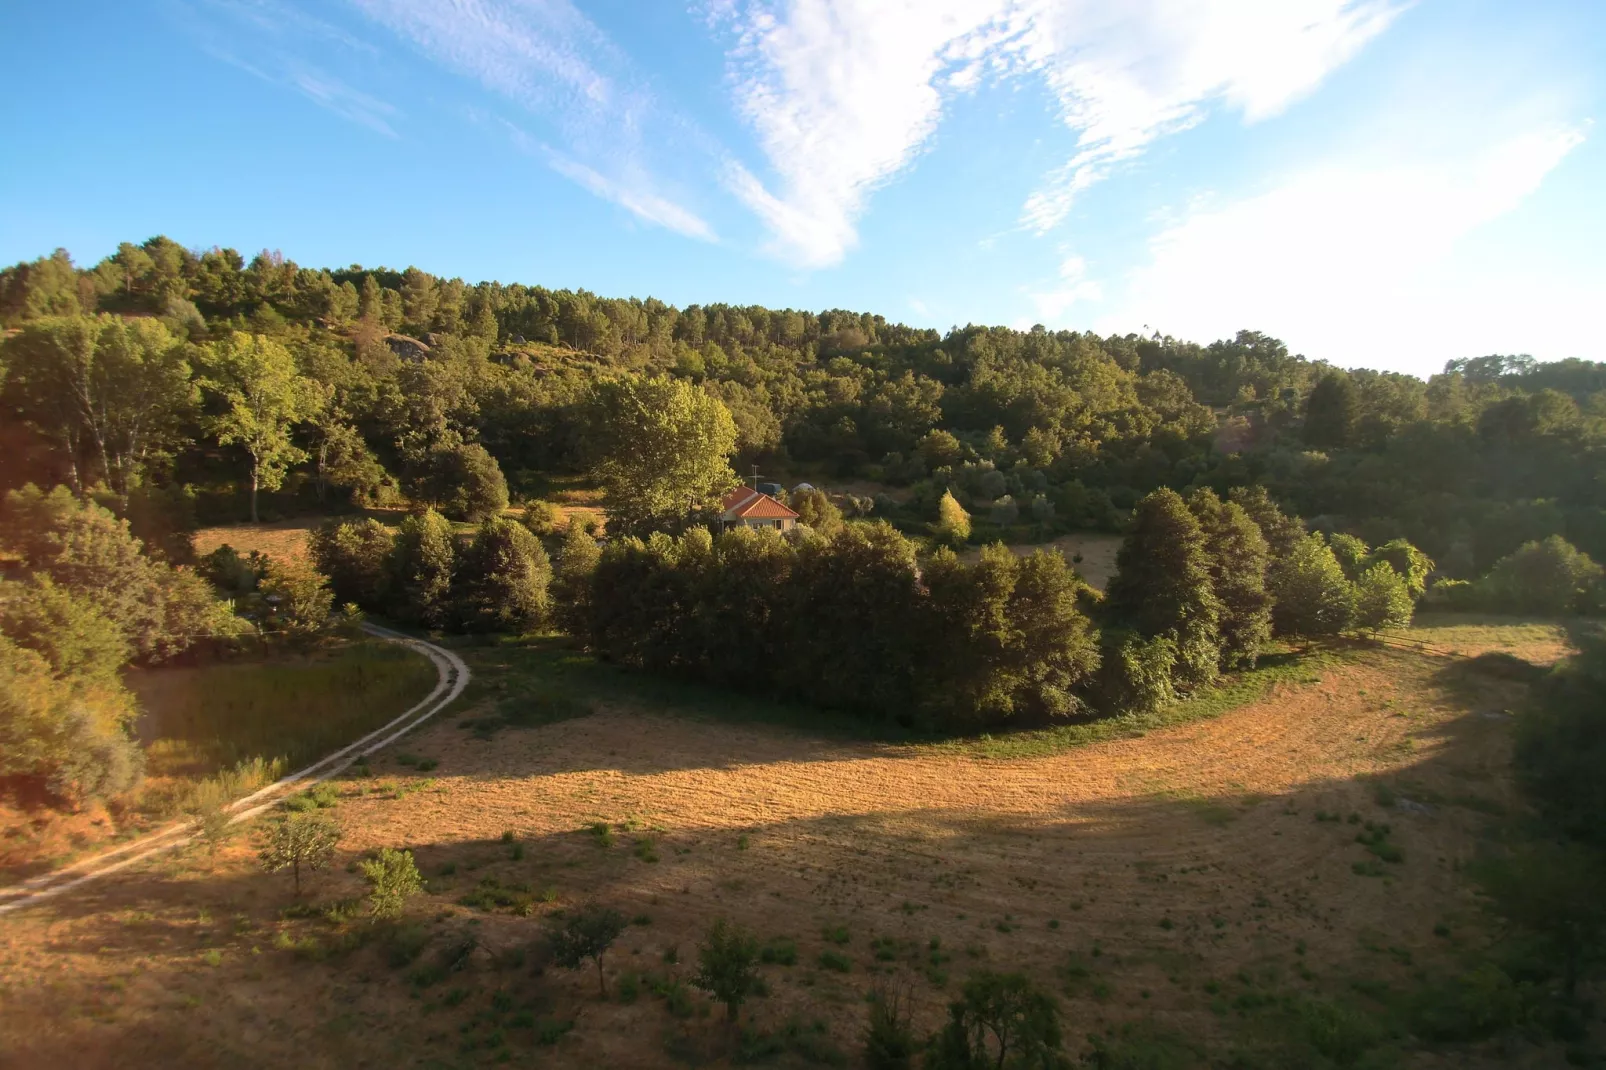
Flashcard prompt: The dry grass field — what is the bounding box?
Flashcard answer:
[0,618,1578,1069]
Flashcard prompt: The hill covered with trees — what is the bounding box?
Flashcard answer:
[4,236,1605,575]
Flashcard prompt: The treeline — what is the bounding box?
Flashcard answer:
[311,485,1437,732]
[4,238,1606,575]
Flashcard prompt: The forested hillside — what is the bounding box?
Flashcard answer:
[4,237,1605,574]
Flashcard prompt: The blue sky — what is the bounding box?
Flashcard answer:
[1,1,1601,376]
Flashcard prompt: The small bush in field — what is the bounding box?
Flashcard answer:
[693,917,762,1021]
[361,847,423,918]
[258,813,340,896]
[548,903,627,997]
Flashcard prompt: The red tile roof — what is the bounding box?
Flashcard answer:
[723,489,799,520]
[721,486,759,511]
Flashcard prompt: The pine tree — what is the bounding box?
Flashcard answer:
[1304,373,1358,450]
[552,520,602,638]
[1188,489,1272,669]
[1104,488,1221,687]
[935,490,971,548]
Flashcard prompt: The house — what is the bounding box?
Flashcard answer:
[719,485,799,532]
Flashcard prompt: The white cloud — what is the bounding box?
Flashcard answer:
[1091,123,1589,373]
[715,0,1399,266]
[1026,253,1104,320]
[287,65,399,136]
[353,0,720,241]
[1017,0,1406,232]
[547,153,718,241]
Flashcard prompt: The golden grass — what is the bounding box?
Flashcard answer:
[0,616,1559,1068]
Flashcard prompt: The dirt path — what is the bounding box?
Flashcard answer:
[0,624,470,917]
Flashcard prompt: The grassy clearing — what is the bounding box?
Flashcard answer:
[130,639,438,778]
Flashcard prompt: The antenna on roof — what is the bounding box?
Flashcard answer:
[751,464,760,491]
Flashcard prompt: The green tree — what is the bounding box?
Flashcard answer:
[1188,490,1272,669]
[1270,534,1356,638]
[0,315,196,493]
[0,635,143,803]
[1304,373,1358,449]
[199,332,324,523]
[1328,533,1371,580]
[1480,536,1603,615]
[925,972,1070,1070]
[547,903,627,997]
[552,520,601,637]
[361,846,423,918]
[1365,538,1434,599]
[258,812,340,896]
[1104,488,1221,688]
[935,490,971,548]
[255,556,334,640]
[1353,562,1413,633]
[692,917,761,1022]
[451,518,550,632]
[585,376,738,536]
[407,438,508,522]
[0,575,130,682]
[793,487,844,536]
[388,509,456,628]
[308,518,395,609]
[1227,485,1305,559]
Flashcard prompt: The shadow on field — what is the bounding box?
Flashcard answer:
[0,650,1548,1069]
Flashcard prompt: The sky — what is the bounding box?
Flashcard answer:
[1,1,1602,377]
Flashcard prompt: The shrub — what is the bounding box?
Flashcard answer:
[361,847,423,918]
[1481,536,1603,615]
[693,917,761,1021]
[521,499,559,537]
[547,903,627,996]
[258,812,340,896]
[308,517,394,609]
[1095,631,1176,714]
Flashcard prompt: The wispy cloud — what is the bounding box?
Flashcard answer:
[352,0,715,240]
[1026,253,1104,321]
[714,0,1402,266]
[1017,0,1407,233]
[171,0,401,136]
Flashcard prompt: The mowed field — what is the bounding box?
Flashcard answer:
[0,618,1573,1069]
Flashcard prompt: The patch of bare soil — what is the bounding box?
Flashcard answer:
[0,645,1536,1068]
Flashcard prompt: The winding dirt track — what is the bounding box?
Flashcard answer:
[0,623,469,917]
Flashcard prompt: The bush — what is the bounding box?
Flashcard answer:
[521,499,559,537]
[793,488,844,536]
[990,495,1019,526]
[693,917,761,1021]
[258,812,340,896]
[548,903,627,996]
[361,847,423,918]
[1095,632,1176,714]
[308,517,394,609]
[1481,536,1603,615]
[451,518,550,633]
